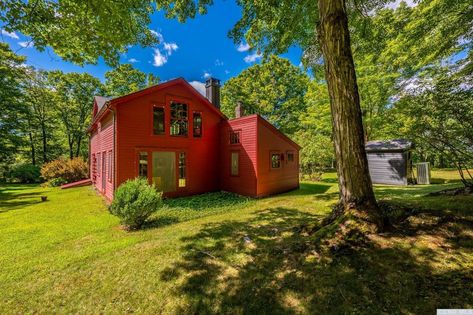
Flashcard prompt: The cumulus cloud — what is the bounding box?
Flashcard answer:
[244,52,262,63]
[128,58,139,63]
[202,71,212,79]
[163,42,178,55]
[189,81,206,96]
[153,49,168,67]
[18,41,33,48]
[237,42,250,52]
[1,29,19,39]
[150,30,164,42]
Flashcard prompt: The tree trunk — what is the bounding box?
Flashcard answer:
[75,135,82,158]
[28,131,36,166]
[68,134,74,160]
[41,121,48,163]
[316,0,383,227]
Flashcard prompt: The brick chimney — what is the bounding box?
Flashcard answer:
[235,101,245,118]
[205,78,220,109]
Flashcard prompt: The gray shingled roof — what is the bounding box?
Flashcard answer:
[94,96,111,112]
[365,139,413,152]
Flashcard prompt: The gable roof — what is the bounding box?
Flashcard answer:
[365,139,413,152]
[89,78,226,131]
[93,96,111,112]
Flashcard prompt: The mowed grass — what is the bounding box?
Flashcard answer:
[0,170,472,314]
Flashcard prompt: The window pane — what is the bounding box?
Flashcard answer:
[193,113,202,137]
[178,152,186,187]
[153,107,165,135]
[231,152,239,176]
[139,152,148,178]
[230,131,240,144]
[271,154,281,168]
[287,152,294,162]
[170,102,188,136]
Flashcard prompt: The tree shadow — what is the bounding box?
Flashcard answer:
[141,216,181,230]
[160,207,473,314]
[163,191,251,211]
[0,190,43,212]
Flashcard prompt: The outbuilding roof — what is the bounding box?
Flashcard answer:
[365,139,413,152]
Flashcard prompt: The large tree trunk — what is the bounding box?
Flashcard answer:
[41,121,48,163]
[317,0,383,228]
[28,131,36,166]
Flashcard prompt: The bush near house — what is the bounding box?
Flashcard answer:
[9,164,41,183]
[41,157,88,185]
[109,178,163,230]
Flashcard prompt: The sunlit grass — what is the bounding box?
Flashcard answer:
[0,169,471,314]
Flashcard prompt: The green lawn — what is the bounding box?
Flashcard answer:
[1,170,472,314]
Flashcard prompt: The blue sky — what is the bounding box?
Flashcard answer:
[0,0,303,94]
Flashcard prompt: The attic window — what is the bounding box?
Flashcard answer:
[230,131,240,144]
[153,107,165,135]
[170,102,188,136]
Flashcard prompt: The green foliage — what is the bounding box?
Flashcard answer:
[103,64,160,97]
[0,43,27,166]
[110,178,163,229]
[9,164,41,183]
[47,177,68,187]
[40,158,88,184]
[221,55,309,134]
[0,0,158,66]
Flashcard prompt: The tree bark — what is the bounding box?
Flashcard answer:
[41,121,48,163]
[316,0,383,227]
[28,131,36,166]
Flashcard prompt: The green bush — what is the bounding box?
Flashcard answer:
[9,164,41,183]
[48,177,68,187]
[41,157,88,183]
[109,178,163,230]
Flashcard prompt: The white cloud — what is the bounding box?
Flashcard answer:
[189,81,206,96]
[153,49,168,67]
[215,59,224,66]
[244,52,262,63]
[18,41,33,48]
[1,29,19,39]
[225,70,230,74]
[150,30,164,42]
[237,42,250,52]
[128,58,139,63]
[163,42,178,55]
[202,71,212,79]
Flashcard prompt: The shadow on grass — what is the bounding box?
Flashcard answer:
[0,189,43,212]
[160,207,473,314]
[163,191,251,211]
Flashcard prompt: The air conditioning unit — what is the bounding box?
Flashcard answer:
[416,162,431,185]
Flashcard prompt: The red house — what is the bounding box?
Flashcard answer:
[88,78,300,200]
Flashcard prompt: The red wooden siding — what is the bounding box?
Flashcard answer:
[220,115,258,197]
[89,112,115,200]
[115,82,223,197]
[256,116,300,197]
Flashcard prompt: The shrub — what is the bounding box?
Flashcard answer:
[41,157,88,183]
[109,178,163,230]
[48,177,68,187]
[9,164,41,183]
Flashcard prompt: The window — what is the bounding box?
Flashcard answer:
[230,131,240,144]
[138,152,148,178]
[193,112,202,137]
[97,152,101,175]
[170,102,188,136]
[153,107,165,135]
[231,152,239,176]
[271,153,281,169]
[178,152,186,187]
[108,150,112,182]
[287,152,294,162]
